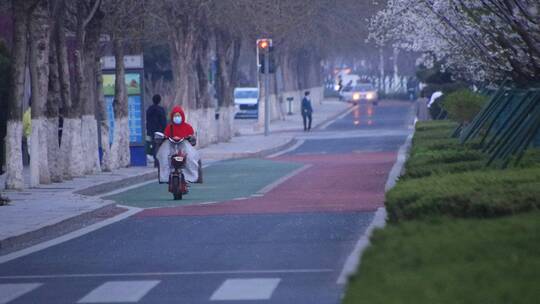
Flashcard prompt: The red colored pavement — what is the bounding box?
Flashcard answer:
[137,151,396,217]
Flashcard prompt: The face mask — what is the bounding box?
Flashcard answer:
[173,116,182,125]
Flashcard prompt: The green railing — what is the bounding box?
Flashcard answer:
[459,86,540,168]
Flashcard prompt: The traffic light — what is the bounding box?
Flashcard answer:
[257,39,270,50]
[257,39,276,74]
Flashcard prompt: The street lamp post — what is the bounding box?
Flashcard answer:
[257,38,273,136]
[264,50,270,136]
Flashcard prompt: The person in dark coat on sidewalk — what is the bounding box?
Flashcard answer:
[301,91,313,131]
[146,94,167,166]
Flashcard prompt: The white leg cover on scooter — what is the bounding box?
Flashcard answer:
[156,141,200,183]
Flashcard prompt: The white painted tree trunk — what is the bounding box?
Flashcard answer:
[29,119,50,186]
[99,121,112,172]
[28,1,51,186]
[60,119,72,180]
[110,117,130,169]
[61,118,84,178]
[81,115,101,174]
[217,106,235,142]
[45,117,62,182]
[4,121,24,189]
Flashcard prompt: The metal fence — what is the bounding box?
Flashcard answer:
[459,86,540,168]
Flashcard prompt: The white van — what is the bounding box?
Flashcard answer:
[234,87,259,119]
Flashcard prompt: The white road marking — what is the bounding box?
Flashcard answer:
[256,164,312,194]
[98,180,157,197]
[210,278,281,301]
[267,140,305,158]
[78,280,160,303]
[319,104,357,130]
[0,269,332,280]
[0,283,42,304]
[0,206,141,265]
[298,129,411,140]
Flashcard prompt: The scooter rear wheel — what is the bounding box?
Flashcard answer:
[171,175,182,200]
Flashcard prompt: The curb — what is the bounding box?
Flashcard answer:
[236,102,352,136]
[201,137,298,161]
[337,115,417,287]
[0,202,118,253]
[75,171,158,196]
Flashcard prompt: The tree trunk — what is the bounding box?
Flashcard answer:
[46,29,62,183]
[57,0,79,179]
[28,0,51,186]
[109,37,130,169]
[216,33,241,108]
[96,54,112,171]
[5,0,28,190]
[215,31,241,141]
[379,47,385,93]
[168,29,192,107]
[393,47,399,81]
[80,15,101,174]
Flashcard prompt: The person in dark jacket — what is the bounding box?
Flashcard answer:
[146,94,167,166]
[301,91,313,131]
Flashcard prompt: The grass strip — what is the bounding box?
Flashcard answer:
[343,212,540,304]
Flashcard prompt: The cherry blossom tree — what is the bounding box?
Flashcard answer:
[370,0,540,85]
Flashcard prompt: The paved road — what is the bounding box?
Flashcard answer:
[0,100,415,304]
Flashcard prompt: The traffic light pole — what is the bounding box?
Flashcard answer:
[264,51,270,136]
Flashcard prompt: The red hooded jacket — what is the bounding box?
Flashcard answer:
[164,106,195,139]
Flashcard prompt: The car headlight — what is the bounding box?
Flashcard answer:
[366,93,374,100]
[353,93,360,100]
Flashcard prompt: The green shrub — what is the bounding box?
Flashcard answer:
[386,167,540,222]
[441,89,487,124]
[415,120,458,132]
[343,211,540,304]
[403,159,486,179]
[0,193,9,206]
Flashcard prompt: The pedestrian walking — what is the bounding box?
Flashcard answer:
[301,91,313,131]
[146,94,167,167]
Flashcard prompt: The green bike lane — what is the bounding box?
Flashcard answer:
[104,158,305,208]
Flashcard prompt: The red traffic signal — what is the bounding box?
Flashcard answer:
[257,39,271,50]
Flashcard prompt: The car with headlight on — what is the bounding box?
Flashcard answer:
[234,87,259,119]
[340,83,378,104]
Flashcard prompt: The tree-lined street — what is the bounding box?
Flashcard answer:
[1,0,538,303]
[0,100,415,303]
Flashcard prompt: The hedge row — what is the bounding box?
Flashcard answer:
[386,121,540,222]
[387,166,540,221]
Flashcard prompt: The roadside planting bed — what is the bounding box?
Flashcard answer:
[343,120,540,304]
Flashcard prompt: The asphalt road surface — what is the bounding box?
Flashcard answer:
[0,100,415,304]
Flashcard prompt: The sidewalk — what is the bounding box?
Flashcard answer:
[234,98,348,135]
[0,98,350,251]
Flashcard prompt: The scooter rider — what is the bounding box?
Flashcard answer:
[162,105,202,184]
[164,105,196,146]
